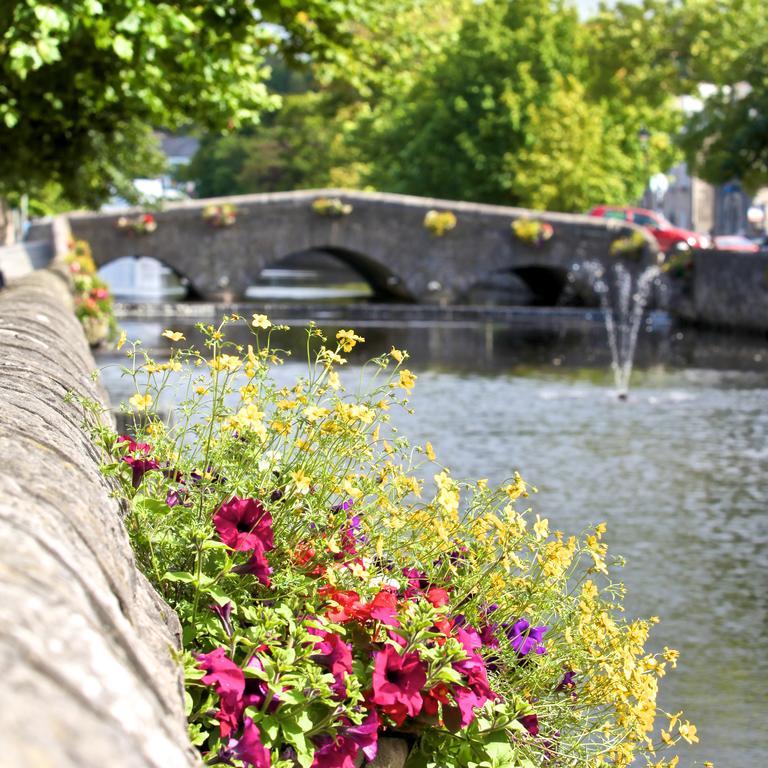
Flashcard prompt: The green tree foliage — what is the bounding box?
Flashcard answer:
[0,0,372,209]
[358,0,678,211]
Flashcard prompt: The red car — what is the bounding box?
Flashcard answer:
[589,205,712,254]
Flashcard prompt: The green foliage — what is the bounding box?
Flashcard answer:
[0,0,374,207]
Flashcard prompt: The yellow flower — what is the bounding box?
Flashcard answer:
[161,329,185,342]
[398,369,416,392]
[195,386,208,395]
[129,393,153,411]
[336,329,365,352]
[663,647,680,668]
[389,347,406,363]
[703,762,714,768]
[303,405,329,422]
[290,470,311,495]
[504,471,529,500]
[209,354,242,372]
[116,330,127,350]
[327,370,341,390]
[533,514,549,541]
[660,729,675,747]
[252,314,271,329]
[425,441,436,461]
[678,721,698,744]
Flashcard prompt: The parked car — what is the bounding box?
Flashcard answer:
[589,205,712,254]
[713,235,760,253]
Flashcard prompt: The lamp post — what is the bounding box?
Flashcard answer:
[638,125,650,207]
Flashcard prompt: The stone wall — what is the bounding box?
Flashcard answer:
[0,263,199,767]
[672,249,768,332]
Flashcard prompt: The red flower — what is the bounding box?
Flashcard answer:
[319,587,369,623]
[214,496,273,552]
[426,587,450,608]
[368,589,400,627]
[370,645,426,720]
[422,683,450,717]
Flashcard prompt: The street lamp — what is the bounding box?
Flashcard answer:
[638,125,651,206]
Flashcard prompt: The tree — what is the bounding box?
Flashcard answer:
[358,0,679,211]
[0,0,375,237]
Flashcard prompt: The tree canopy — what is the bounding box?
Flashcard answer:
[0,0,373,208]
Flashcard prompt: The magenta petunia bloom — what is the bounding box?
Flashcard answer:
[119,436,160,488]
[344,710,379,762]
[311,629,353,697]
[232,545,273,586]
[209,602,234,638]
[232,718,271,767]
[368,589,400,627]
[370,644,426,718]
[197,647,246,738]
[214,496,274,552]
[242,656,270,710]
[310,735,358,768]
[518,713,539,736]
[447,686,485,727]
[197,647,245,701]
[505,619,548,656]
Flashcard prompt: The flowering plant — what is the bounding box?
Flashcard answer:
[80,317,695,768]
[609,230,646,259]
[116,212,158,235]
[510,219,553,247]
[203,204,238,228]
[65,239,118,346]
[423,210,457,237]
[312,198,353,217]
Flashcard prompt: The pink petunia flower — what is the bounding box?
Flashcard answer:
[370,644,426,720]
[343,710,379,762]
[310,628,353,697]
[232,717,271,767]
[119,435,160,488]
[232,543,273,586]
[197,647,246,738]
[310,735,358,768]
[214,496,274,552]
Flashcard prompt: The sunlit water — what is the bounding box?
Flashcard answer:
[98,315,768,768]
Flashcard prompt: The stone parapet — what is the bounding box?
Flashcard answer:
[0,268,198,768]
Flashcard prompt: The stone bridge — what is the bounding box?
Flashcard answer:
[66,190,657,303]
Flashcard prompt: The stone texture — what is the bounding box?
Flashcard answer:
[671,248,768,332]
[0,268,199,768]
[66,188,657,303]
[366,737,410,768]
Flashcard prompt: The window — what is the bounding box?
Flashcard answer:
[632,212,660,228]
[603,210,627,220]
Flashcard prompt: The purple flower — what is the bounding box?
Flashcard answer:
[232,547,273,587]
[505,619,548,656]
[119,436,160,488]
[231,718,271,767]
[209,602,234,638]
[556,670,576,692]
[310,735,358,768]
[330,498,354,513]
[343,711,379,762]
[518,713,539,736]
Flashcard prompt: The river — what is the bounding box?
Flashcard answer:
[97,311,768,768]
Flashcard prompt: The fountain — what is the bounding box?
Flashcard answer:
[576,260,661,398]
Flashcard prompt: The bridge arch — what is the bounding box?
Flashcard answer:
[97,253,203,300]
[258,246,415,302]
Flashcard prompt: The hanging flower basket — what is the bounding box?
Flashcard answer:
[511,218,553,247]
[116,213,157,235]
[423,209,457,237]
[609,230,646,259]
[202,204,237,228]
[312,197,353,217]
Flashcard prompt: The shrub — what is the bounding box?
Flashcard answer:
[79,317,694,768]
[510,219,553,247]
